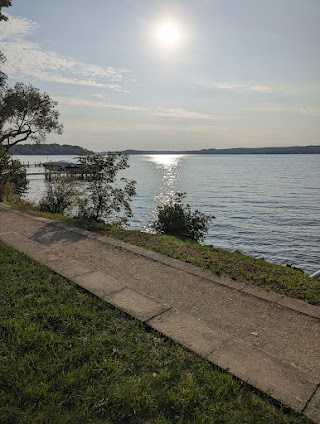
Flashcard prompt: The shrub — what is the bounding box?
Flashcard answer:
[0,147,28,201]
[152,192,213,242]
[39,174,79,214]
[76,153,136,224]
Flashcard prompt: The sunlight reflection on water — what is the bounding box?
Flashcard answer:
[16,153,320,273]
[144,154,187,205]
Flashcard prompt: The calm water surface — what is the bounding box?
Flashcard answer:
[16,154,320,274]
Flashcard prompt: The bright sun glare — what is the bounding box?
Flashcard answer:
[156,22,181,47]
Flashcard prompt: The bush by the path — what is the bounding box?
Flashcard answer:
[152,192,213,242]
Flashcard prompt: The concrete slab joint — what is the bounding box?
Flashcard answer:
[73,271,125,298]
[148,309,231,358]
[105,288,171,322]
[304,385,320,423]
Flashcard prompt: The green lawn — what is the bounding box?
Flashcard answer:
[0,240,311,423]
[5,201,320,306]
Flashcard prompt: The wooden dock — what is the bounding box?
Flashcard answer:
[20,161,98,181]
[42,161,96,181]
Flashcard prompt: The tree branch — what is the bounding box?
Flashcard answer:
[0,128,31,143]
[1,129,32,151]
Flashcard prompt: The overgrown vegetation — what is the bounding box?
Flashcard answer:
[39,174,79,214]
[0,240,310,423]
[0,146,27,201]
[5,199,320,305]
[76,153,136,223]
[152,192,213,242]
[38,153,136,224]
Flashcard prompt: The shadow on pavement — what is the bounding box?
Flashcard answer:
[31,223,84,246]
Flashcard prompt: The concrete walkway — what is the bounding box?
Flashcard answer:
[0,203,319,422]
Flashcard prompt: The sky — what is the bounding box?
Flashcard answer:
[0,0,320,151]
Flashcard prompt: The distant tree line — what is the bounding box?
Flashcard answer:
[199,146,320,154]
[9,143,92,155]
[119,146,320,155]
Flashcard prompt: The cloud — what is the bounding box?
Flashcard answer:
[57,120,230,152]
[90,94,104,99]
[0,16,129,92]
[298,107,320,117]
[55,96,146,112]
[65,121,228,135]
[153,108,219,120]
[55,96,234,122]
[197,81,276,93]
[252,105,320,116]
[0,15,38,40]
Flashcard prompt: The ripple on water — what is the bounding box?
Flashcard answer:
[18,153,320,273]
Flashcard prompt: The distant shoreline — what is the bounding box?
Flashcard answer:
[113,145,320,155]
[10,144,320,155]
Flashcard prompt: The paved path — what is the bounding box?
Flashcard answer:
[0,203,319,422]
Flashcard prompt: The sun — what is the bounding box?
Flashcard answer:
[156,22,181,47]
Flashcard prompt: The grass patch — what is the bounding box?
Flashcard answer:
[5,199,320,306]
[0,240,311,423]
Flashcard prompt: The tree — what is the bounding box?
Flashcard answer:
[0,83,63,200]
[0,83,63,152]
[77,153,136,224]
[0,145,27,201]
[0,0,11,22]
[152,192,213,242]
[0,0,10,84]
[0,52,6,88]
[0,3,63,201]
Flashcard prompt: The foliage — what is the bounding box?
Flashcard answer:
[76,152,136,224]
[152,192,213,242]
[0,51,6,89]
[39,174,79,214]
[0,0,11,22]
[0,0,10,86]
[0,4,64,204]
[0,146,27,201]
[0,6,63,153]
[0,83,63,152]
[0,240,309,423]
[8,142,91,155]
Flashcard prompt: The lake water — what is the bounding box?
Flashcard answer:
[14,154,320,274]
